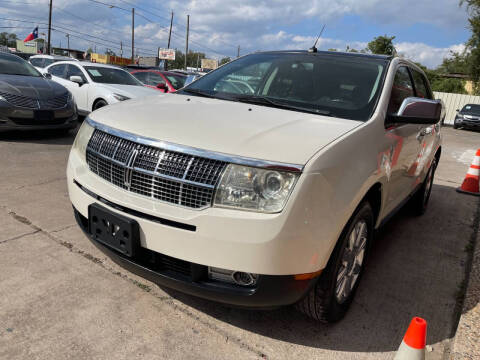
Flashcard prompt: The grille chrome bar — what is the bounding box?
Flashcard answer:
[86,129,226,209]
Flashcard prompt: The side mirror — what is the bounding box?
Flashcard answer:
[156,83,167,92]
[386,97,442,126]
[70,75,84,86]
[43,73,52,80]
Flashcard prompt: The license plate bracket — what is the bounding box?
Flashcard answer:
[88,203,139,257]
[34,110,54,123]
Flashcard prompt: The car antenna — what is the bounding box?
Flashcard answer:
[308,24,326,53]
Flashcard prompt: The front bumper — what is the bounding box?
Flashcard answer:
[73,207,317,308]
[0,103,77,131]
[455,117,480,129]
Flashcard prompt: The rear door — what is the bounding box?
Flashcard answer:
[410,68,437,176]
[383,66,424,214]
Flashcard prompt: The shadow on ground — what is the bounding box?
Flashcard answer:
[0,126,78,145]
[160,184,479,353]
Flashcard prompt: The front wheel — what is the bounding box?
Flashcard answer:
[296,201,374,322]
[93,99,108,111]
[453,123,460,129]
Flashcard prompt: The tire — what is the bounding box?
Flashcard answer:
[296,201,374,323]
[409,158,437,216]
[93,99,108,111]
[453,123,460,129]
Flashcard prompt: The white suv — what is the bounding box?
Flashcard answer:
[45,61,158,116]
[67,50,443,322]
[29,54,77,71]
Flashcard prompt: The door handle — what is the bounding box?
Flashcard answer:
[416,129,426,141]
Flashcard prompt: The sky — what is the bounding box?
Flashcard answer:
[0,0,472,68]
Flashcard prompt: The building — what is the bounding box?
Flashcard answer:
[51,47,84,60]
[15,39,44,54]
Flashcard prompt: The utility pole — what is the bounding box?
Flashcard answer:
[237,45,240,58]
[164,11,173,70]
[185,14,189,70]
[120,41,123,58]
[65,34,70,57]
[131,8,135,62]
[47,0,52,54]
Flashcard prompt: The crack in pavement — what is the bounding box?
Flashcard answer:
[0,229,41,245]
[8,177,67,191]
[4,208,269,359]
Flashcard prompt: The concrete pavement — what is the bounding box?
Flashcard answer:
[0,126,478,359]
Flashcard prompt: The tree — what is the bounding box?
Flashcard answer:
[0,32,17,47]
[168,50,207,70]
[219,57,231,65]
[460,0,480,93]
[367,35,396,55]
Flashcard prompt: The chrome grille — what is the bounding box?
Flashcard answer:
[86,129,227,209]
[0,91,68,109]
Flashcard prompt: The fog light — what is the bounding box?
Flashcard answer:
[232,271,257,286]
[208,267,257,286]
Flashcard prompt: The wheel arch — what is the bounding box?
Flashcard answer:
[92,97,107,111]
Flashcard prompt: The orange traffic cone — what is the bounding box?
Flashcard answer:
[457,149,480,196]
[394,317,427,360]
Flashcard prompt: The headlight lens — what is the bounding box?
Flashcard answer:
[214,164,299,213]
[113,93,130,101]
[72,118,94,155]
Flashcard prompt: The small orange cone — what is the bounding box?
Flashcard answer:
[457,149,480,196]
[394,317,427,360]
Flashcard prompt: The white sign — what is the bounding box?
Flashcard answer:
[158,48,175,60]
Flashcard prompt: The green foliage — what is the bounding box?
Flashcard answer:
[431,78,468,94]
[459,0,480,93]
[167,50,206,70]
[0,32,17,47]
[367,35,396,55]
[219,57,231,65]
[327,48,338,52]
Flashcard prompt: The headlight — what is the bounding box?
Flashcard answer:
[113,93,130,101]
[72,118,94,155]
[214,164,299,213]
[456,114,464,119]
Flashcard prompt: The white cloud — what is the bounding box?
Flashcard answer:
[396,42,466,68]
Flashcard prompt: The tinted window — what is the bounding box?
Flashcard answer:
[30,58,44,67]
[48,64,67,78]
[132,72,149,83]
[411,69,431,99]
[84,66,141,85]
[184,53,388,121]
[388,66,414,114]
[0,53,42,77]
[66,64,87,82]
[165,74,187,89]
[147,72,166,86]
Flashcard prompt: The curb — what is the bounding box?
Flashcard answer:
[451,199,480,359]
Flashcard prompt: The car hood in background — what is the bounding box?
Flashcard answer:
[0,74,67,99]
[89,94,363,165]
[95,83,159,99]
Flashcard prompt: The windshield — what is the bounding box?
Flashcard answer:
[461,104,480,113]
[84,66,141,85]
[165,74,186,89]
[0,54,42,77]
[181,52,389,121]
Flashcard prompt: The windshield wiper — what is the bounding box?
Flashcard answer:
[233,95,333,116]
[181,88,217,99]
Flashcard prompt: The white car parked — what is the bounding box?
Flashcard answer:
[29,54,78,71]
[68,50,444,322]
[44,61,158,115]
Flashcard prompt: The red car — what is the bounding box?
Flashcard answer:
[129,70,187,93]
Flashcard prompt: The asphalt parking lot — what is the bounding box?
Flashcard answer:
[0,125,479,359]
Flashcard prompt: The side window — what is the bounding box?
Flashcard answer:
[30,58,43,67]
[147,72,166,86]
[411,69,432,99]
[388,66,414,114]
[48,64,67,78]
[66,64,87,82]
[132,72,149,84]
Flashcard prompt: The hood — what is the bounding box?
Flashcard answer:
[95,83,158,98]
[0,74,67,99]
[90,94,362,165]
